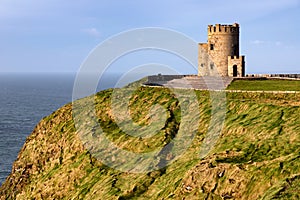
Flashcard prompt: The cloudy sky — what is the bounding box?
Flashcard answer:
[0,0,299,74]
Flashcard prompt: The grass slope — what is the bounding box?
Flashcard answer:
[0,82,300,199]
[227,79,300,91]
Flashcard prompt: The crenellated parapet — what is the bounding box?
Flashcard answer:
[228,55,245,77]
[229,55,244,60]
[208,23,239,34]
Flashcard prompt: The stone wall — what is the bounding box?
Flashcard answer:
[198,23,246,77]
[147,75,185,82]
[207,23,240,76]
[228,56,245,77]
[246,74,300,79]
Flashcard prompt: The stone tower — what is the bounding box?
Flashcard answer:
[198,23,245,77]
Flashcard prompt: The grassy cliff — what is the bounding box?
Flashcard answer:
[227,79,300,91]
[0,81,300,199]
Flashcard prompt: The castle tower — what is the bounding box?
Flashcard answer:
[198,23,245,77]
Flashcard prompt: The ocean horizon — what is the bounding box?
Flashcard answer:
[0,72,147,185]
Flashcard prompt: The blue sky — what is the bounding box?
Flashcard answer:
[0,0,300,74]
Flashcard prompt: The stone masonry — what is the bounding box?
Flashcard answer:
[198,23,245,77]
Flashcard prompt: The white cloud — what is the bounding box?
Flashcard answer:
[251,40,266,45]
[81,28,101,37]
[250,40,285,47]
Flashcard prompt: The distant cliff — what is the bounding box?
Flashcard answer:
[1,83,300,199]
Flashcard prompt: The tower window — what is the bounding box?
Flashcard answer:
[210,44,214,50]
[210,63,214,69]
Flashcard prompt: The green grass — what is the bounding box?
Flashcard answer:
[1,80,300,200]
[227,79,300,91]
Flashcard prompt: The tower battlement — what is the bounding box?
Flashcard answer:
[229,55,244,60]
[208,23,239,34]
[198,23,245,77]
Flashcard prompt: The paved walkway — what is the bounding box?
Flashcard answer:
[144,76,300,94]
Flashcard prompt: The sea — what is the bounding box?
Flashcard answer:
[0,72,144,185]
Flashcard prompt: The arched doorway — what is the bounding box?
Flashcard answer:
[233,65,238,77]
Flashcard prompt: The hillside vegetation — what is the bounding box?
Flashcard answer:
[227,79,300,91]
[1,81,300,199]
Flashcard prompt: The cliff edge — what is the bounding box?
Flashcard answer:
[1,85,300,199]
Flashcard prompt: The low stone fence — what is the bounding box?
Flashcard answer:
[147,74,196,82]
[224,90,300,94]
[246,74,300,80]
